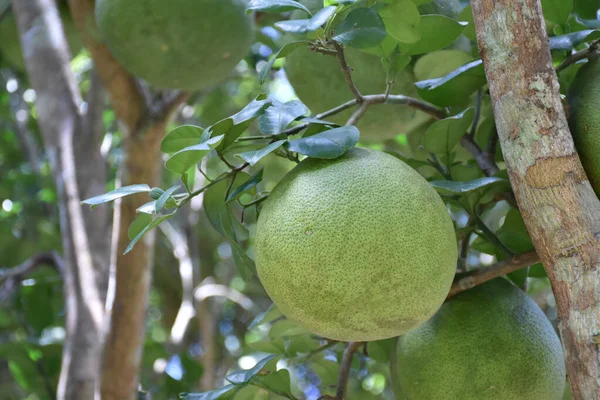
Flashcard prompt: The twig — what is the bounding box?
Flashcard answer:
[460,135,499,176]
[345,103,370,126]
[555,39,600,73]
[0,252,63,281]
[469,89,483,138]
[448,250,539,298]
[474,214,513,258]
[309,45,338,56]
[333,42,363,103]
[334,342,364,400]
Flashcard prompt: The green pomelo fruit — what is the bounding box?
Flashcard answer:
[285,46,430,142]
[95,0,254,90]
[0,6,82,70]
[392,278,566,400]
[254,148,457,342]
[567,56,600,196]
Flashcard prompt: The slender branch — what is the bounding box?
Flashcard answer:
[345,103,370,126]
[474,214,513,257]
[0,252,63,281]
[469,89,483,138]
[448,251,539,298]
[460,135,500,176]
[309,44,338,56]
[556,39,600,73]
[333,42,363,103]
[334,341,363,400]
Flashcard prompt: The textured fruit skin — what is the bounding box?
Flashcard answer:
[392,278,566,400]
[95,0,254,90]
[567,57,600,196]
[0,6,82,70]
[285,46,429,142]
[254,148,457,342]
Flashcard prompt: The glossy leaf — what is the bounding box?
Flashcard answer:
[235,140,287,166]
[332,8,387,48]
[549,29,600,50]
[430,177,510,196]
[165,135,224,175]
[124,213,174,254]
[423,108,474,154]
[180,384,238,400]
[226,169,264,203]
[128,213,152,240]
[226,355,278,385]
[161,125,205,154]
[275,6,336,34]
[155,185,180,211]
[231,95,272,125]
[398,15,466,55]
[81,184,151,208]
[379,0,421,44]
[246,0,311,15]
[285,125,359,158]
[258,100,308,134]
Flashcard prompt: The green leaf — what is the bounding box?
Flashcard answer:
[259,41,310,84]
[258,100,309,134]
[415,59,487,107]
[226,169,264,203]
[81,184,151,208]
[430,177,510,196]
[414,50,473,81]
[332,8,387,49]
[379,0,421,43]
[124,213,174,254]
[248,304,284,329]
[253,369,295,398]
[226,355,279,385]
[398,15,466,55]
[204,175,257,280]
[136,201,157,214]
[161,125,205,154]
[165,135,224,174]
[155,185,180,211]
[542,0,572,24]
[236,140,287,166]
[180,384,238,400]
[312,359,341,387]
[231,95,272,125]
[457,5,476,41]
[549,29,600,50]
[246,0,312,15]
[275,6,337,34]
[285,125,359,158]
[423,108,474,154]
[128,213,152,240]
[269,319,311,340]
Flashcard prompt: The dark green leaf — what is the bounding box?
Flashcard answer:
[161,125,205,154]
[458,5,476,41]
[226,169,264,203]
[379,0,421,44]
[253,369,295,398]
[226,355,278,385]
[124,213,174,254]
[285,125,359,158]
[423,108,474,154]
[416,59,486,107]
[259,41,310,84]
[398,15,466,55]
[231,95,272,125]
[542,0,572,24]
[549,29,600,50]
[246,0,311,15]
[128,213,152,240]
[275,6,336,34]
[155,185,180,211]
[81,184,151,208]
[258,100,308,134]
[430,177,510,196]
[165,135,224,174]
[332,8,387,48]
[312,359,340,387]
[180,384,238,400]
[236,140,287,166]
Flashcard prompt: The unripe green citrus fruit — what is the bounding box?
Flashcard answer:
[254,148,457,342]
[95,0,254,90]
[567,56,600,196]
[392,278,566,400]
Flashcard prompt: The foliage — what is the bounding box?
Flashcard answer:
[2,0,599,398]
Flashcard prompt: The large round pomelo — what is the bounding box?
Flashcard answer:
[95,0,254,90]
[567,56,600,196]
[392,278,566,400]
[0,5,82,71]
[254,148,457,342]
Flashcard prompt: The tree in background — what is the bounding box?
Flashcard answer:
[0,0,599,399]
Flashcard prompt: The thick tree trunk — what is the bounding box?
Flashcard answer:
[472,1,600,398]
[12,1,105,399]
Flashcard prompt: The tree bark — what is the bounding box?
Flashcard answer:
[12,1,105,399]
[472,1,600,398]
[68,1,188,398]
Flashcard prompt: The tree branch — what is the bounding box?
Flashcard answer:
[0,252,63,281]
[555,39,600,73]
[448,251,539,298]
[333,42,363,103]
[334,341,363,400]
[472,1,600,398]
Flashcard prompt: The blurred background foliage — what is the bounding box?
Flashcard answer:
[1,0,597,398]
